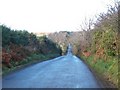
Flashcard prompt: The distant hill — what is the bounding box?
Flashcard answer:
[34,32,52,36]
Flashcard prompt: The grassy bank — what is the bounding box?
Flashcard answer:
[2,53,60,76]
[80,55,118,88]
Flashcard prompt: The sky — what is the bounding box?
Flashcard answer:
[0,0,116,33]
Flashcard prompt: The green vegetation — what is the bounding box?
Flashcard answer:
[1,25,61,75]
[81,55,118,87]
[79,2,119,88]
[2,53,60,75]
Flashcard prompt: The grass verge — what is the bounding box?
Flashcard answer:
[80,55,118,88]
[2,53,60,76]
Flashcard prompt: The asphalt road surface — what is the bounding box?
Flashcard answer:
[2,45,102,88]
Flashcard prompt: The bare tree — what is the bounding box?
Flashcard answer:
[80,17,94,31]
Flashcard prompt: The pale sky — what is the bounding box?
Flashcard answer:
[0,0,116,33]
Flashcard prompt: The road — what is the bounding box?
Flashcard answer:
[2,44,102,88]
